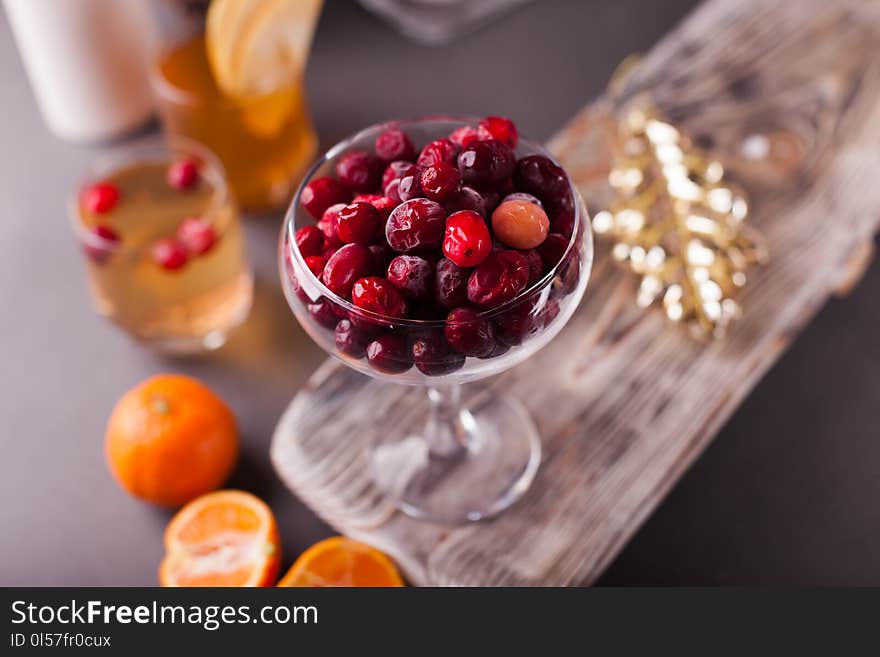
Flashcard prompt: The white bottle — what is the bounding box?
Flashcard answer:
[4,0,156,142]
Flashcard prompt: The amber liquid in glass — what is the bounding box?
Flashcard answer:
[155,36,318,212]
[79,161,252,351]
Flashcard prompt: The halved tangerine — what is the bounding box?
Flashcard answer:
[278,537,404,587]
[159,490,280,587]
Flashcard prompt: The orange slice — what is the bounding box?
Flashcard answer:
[159,490,281,587]
[206,0,323,98]
[204,0,265,96]
[277,537,405,587]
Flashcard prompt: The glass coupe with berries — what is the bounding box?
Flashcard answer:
[71,138,253,352]
[280,117,592,523]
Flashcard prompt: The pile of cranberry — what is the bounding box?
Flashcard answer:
[289,116,580,376]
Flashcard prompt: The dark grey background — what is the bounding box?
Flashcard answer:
[1,0,877,586]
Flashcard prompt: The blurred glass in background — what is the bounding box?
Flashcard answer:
[3,0,155,141]
[357,0,531,44]
[148,0,320,212]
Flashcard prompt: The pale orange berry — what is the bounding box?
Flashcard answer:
[491,200,550,249]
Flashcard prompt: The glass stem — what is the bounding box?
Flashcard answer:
[423,384,469,457]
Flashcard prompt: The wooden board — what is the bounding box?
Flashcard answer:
[272,0,880,586]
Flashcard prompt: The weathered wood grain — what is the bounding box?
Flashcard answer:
[272,0,880,585]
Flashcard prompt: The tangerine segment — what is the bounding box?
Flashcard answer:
[160,490,280,587]
[278,537,404,587]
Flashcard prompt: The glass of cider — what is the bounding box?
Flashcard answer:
[71,137,253,353]
[150,33,319,213]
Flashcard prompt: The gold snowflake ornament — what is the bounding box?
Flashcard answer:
[592,106,767,338]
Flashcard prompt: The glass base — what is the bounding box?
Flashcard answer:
[100,274,253,356]
[370,388,541,524]
[136,329,230,355]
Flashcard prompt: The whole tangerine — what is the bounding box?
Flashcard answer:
[105,374,238,507]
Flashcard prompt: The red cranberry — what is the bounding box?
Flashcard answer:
[304,254,326,278]
[545,185,573,211]
[317,203,346,248]
[166,158,199,190]
[347,308,388,335]
[295,225,325,257]
[420,161,461,202]
[520,248,543,283]
[503,192,542,207]
[496,296,561,346]
[176,217,216,255]
[152,238,188,271]
[412,333,465,376]
[443,210,492,268]
[554,252,581,295]
[289,273,311,305]
[384,178,403,204]
[397,165,424,202]
[381,160,413,191]
[387,255,433,299]
[366,333,412,373]
[482,341,510,359]
[542,297,561,325]
[477,116,518,148]
[449,126,481,148]
[301,177,351,219]
[336,150,383,192]
[416,138,458,168]
[385,198,446,253]
[513,155,569,205]
[457,140,515,190]
[550,210,574,238]
[467,250,530,308]
[536,232,568,270]
[334,318,370,358]
[441,186,489,218]
[351,276,407,318]
[479,188,502,214]
[496,178,516,199]
[331,301,350,319]
[84,225,120,264]
[495,298,539,346]
[307,299,339,329]
[434,257,469,309]
[323,243,375,298]
[371,196,397,220]
[375,128,416,162]
[445,307,496,357]
[91,224,119,243]
[352,193,395,220]
[81,182,119,214]
[337,201,381,245]
[547,192,575,238]
[285,236,311,303]
[368,242,394,270]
